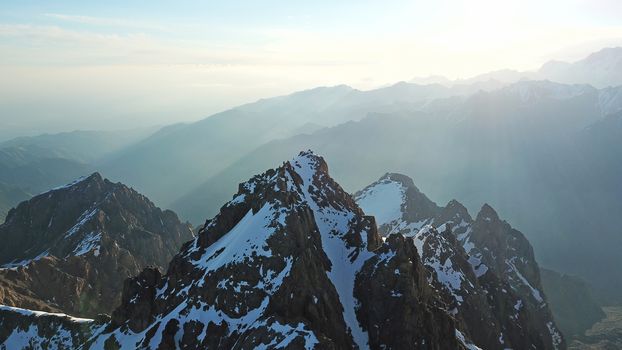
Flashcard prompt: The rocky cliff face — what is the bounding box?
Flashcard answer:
[0,173,194,317]
[355,173,565,350]
[540,268,606,339]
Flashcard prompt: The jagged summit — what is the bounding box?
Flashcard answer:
[0,173,194,317]
[354,172,439,232]
[476,203,500,222]
[378,172,416,188]
[80,171,104,183]
[287,150,332,188]
[64,152,463,349]
[438,199,472,224]
[73,172,103,185]
[1,172,174,264]
[39,171,106,196]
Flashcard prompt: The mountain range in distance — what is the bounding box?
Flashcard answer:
[0,46,621,346]
[411,46,622,89]
[159,79,622,304]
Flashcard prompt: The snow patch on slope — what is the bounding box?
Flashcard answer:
[43,175,90,194]
[72,231,102,257]
[507,258,544,304]
[413,226,465,303]
[455,329,483,350]
[547,321,562,350]
[189,204,276,273]
[0,250,49,269]
[0,305,92,322]
[64,208,99,238]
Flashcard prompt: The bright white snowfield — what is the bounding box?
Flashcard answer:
[355,180,405,225]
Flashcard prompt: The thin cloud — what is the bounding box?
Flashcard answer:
[0,24,369,68]
[44,13,165,31]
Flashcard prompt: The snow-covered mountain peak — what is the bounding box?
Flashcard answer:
[355,173,442,237]
[77,152,470,349]
[287,150,331,191]
[439,199,472,224]
[355,174,564,349]
[0,173,193,318]
[354,175,407,228]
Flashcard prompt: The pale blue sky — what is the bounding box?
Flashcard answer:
[1,0,621,138]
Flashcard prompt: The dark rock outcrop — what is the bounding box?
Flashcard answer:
[354,234,459,349]
[540,268,606,339]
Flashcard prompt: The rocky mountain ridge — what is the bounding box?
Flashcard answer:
[0,173,194,317]
[88,151,467,349]
[0,152,564,349]
[2,152,477,349]
[355,173,564,349]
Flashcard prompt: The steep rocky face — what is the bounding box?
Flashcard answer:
[540,268,606,339]
[354,233,464,349]
[0,173,194,317]
[65,151,469,349]
[355,173,565,350]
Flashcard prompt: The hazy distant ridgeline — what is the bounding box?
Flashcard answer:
[103,46,622,209]
[412,47,622,89]
[0,182,29,220]
[0,128,157,221]
[1,47,622,307]
[2,80,622,306]
[97,81,495,205]
[172,81,621,223]
[168,81,622,304]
